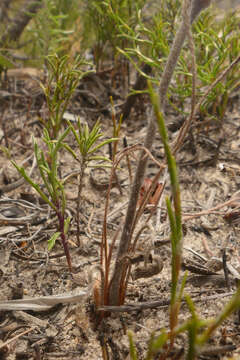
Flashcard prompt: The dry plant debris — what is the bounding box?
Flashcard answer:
[1,0,240,359]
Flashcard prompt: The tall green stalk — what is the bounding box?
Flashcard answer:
[148,82,182,345]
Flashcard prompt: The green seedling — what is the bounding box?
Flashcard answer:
[12,127,73,272]
[128,285,240,359]
[40,54,92,139]
[66,118,118,245]
[128,329,168,360]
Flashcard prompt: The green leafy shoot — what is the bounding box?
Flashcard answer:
[128,331,138,360]
[12,127,73,272]
[48,231,61,251]
[66,117,118,245]
[40,54,93,139]
[67,118,118,161]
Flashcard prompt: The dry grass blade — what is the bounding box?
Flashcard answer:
[0,291,88,311]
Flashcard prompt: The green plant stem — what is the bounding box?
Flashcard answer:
[185,295,198,360]
[149,81,182,351]
[197,286,240,346]
[128,331,138,360]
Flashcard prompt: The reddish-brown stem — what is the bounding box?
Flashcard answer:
[56,202,72,273]
[76,161,86,247]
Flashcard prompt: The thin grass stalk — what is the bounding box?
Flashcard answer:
[101,168,112,298]
[124,137,133,184]
[146,181,166,223]
[102,146,136,269]
[131,224,150,254]
[110,96,122,160]
[107,223,122,269]
[149,83,182,241]
[148,82,182,350]
[134,165,165,228]
[131,167,164,232]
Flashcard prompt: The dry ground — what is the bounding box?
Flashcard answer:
[0,66,240,359]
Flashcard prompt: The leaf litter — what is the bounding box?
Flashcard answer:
[1,64,240,359]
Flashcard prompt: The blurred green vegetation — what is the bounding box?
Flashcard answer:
[2,1,240,357]
[1,0,240,120]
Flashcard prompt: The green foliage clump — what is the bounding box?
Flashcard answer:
[108,1,240,119]
[40,54,92,139]
[11,52,117,270]
[3,0,240,357]
[81,0,147,68]
[25,0,80,60]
